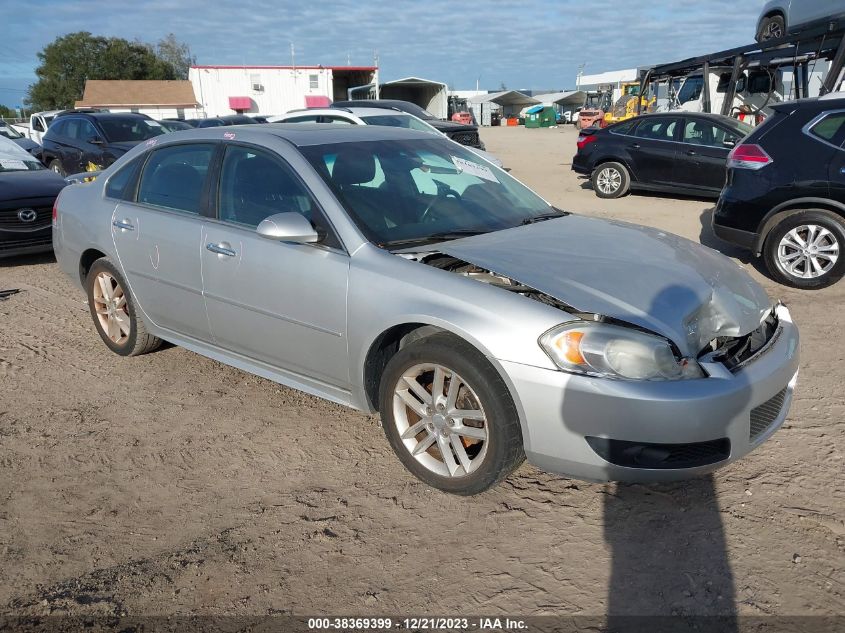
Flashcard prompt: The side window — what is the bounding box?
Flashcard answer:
[137,144,214,214]
[218,146,338,247]
[47,119,65,137]
[635,118,679,141]
[810,112,845,142]
[78,120,98,142]
[33,118,44,132]
[609,119,637,136]
[319,116,354,125]
[105,156,142,200]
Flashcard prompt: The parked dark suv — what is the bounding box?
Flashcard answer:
[41,112,164,177]
[714,96,845,289]
[572,113,752,199]
[332,99,485,149]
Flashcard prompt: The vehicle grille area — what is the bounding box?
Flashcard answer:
[0,235,52,252]
[449,131,480,147]
[0,206,52,230]
[585,436,731,469]
[750,388,788,442]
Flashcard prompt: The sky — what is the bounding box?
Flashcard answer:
[0,0,768,111]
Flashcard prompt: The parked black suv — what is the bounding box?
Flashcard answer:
[41,112,164,177]
[572,113,752,199]
[714,97,845,289]
[332,99,485,149]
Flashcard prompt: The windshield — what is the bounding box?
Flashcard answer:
[677,77,704,105]
[360,114,438,134]
[98,118,164,143]
[0,155,44,172]
[0,123,24,140]
[300,138,554,248]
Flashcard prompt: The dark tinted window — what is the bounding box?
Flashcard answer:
[65,118,98,141]
[105,157,142,200]
[98,117,163,142]
[137,144,214,214]
[609,120,637,135]
[683,120,741,148]
[634,118,679,141]
[48,119,68,137]
[218,145,339,247]
[810,112,845,142]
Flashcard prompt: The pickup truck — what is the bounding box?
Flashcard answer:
[10,110,64,145]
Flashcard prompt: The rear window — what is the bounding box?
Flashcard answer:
[609,120,638,135]
[809,112,845,142]
[99,117,164,143]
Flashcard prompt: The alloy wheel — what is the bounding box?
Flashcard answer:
[392,363,489,478]
[764,22,783,40]
[596,167,622,194]
[92,271,131,344]
[776,224,840,279]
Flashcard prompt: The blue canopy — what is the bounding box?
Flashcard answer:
[525,105,545,114]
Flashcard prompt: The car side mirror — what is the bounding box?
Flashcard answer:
[256,212,319,244]
[88,136,104,145]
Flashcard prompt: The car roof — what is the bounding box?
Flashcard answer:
[167,123,437,147]
[59,111,151,121]
[619,112,748,127]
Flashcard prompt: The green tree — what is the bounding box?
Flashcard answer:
[0,104,15,118]
[155,33,196,80]
[27,31,180,110]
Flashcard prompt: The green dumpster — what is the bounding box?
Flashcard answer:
[524,105,558,128]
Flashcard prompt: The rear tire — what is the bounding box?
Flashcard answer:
[378,333,525,495]
[49,159,66,177]
[763,211,845,289]
[86,258,162,356]
[591,161,630,199]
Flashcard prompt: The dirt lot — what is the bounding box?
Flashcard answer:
[0,125,843,622]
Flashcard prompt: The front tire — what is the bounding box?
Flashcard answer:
[591,161,630,199]
[763,211,844,289]
[378,333,525,495]
[49,159,66,177]
[86,258,162,356]
[758,14,785,42]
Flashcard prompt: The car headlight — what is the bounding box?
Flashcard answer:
[539,321,704,381]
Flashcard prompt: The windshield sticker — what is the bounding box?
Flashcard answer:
[0,158,28,170]
[450,156,498,183]
[223,131,236,140]
[147,120,162,127]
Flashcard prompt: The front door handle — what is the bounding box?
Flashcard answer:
[112,219,134,231]
[629,143,641,150]
[686,149,697,156]
[206,242,237,257]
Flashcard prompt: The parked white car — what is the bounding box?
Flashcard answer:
[269,107,504,169]
[756,1,845,42]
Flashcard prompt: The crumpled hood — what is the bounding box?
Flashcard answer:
[440,215,772,357]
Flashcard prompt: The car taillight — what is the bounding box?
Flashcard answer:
[727,143,772,170]
[52,198,58,227]
[577,134,597,150]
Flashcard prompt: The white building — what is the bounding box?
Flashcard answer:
[189,65,378,117]
[75,80,202,120]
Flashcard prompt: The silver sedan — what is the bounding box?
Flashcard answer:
[53,124,800,495]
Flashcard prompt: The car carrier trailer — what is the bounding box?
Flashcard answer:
[637,14,845,120]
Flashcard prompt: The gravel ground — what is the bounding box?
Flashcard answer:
[0,125,842,622]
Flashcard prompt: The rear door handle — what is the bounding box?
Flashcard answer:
[629,143,641,150]
[686,150,697,156]
[112,219,134,231]
[206,242,237,257]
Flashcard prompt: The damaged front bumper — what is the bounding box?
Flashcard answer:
[499,304,800,483]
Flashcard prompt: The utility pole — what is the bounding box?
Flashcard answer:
[576,63,586,90]
[374,50,380,99]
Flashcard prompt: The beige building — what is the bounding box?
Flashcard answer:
[75,80,202,120]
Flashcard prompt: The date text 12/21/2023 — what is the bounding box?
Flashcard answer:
[307,617,528,631]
